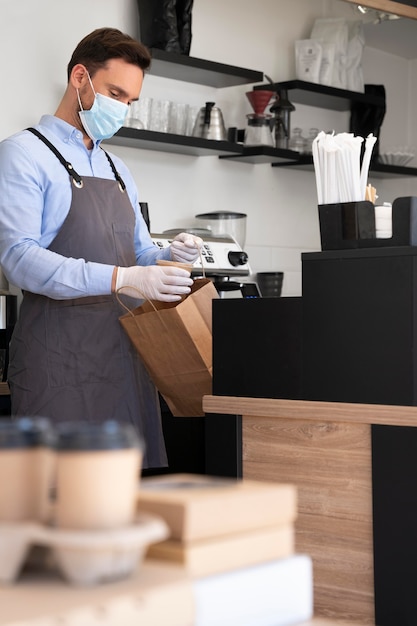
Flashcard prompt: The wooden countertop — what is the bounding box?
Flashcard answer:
[343,0,417,21]
[203,395,417,427]
[0,382,9,396]
[300,617,364,626]
[0,560,195,626]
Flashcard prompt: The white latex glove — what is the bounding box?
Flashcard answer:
[115,265,192,302]
[170,232,203,264]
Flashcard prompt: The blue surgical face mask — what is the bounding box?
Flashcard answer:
[77,72,129,142]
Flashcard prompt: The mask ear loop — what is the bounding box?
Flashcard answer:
[85,70,96,95]
[77,70,96,112]
[76,88,84,113]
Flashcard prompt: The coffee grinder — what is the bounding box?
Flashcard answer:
[269,88,296,150]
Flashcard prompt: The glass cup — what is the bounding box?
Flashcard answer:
[149,99,172,133]
[185,105,201,136]
[256,272,284,297]
[125,97,153,130]
[168,102,190,135]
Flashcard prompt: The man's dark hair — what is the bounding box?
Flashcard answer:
[67,27,151,80]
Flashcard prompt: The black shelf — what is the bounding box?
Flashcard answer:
[106,128,303,163]
[148,49,264,88]
[106,129,304,164]
[104,127,244,157]
[219,145,301,164]
[368,161,417,179]
[254,79,385,111]
[105,129,417,176]
[272,154,314,170]
[271,154,417,178]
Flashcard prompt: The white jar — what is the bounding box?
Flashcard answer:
[375,202,392,239]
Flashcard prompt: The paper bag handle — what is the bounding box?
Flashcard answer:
[198,247,206,278]
[115,286,157,317]
[116,286,184,337]
[115,286,175,335]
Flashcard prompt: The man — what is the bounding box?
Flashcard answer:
[0,28,202,468]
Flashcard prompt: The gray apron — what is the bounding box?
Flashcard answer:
[8,129,167,469]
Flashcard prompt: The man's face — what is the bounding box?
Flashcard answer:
[79,57,144,111]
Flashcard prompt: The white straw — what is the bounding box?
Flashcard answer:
[312,131,374,205]
[312,131,325,204]
[360,134,377,200]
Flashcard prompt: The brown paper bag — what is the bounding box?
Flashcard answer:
[119,278,218,417]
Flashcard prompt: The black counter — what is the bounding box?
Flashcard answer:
[302,245,417,405]
[212,296,303,400]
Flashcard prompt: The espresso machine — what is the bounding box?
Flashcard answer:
[152,232,259,298]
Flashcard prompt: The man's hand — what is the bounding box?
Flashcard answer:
[115,265,192,301]
[170,232,203,264]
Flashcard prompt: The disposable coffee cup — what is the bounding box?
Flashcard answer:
[54,421,143,530]
[0,417,55,522]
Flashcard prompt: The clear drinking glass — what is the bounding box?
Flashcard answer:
[168,102,190,135]
[288,128,306,153]
[149,99,172,133]
[185,105,201,136]
[124,97,153,130]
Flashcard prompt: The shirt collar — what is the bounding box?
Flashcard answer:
[38,115,102,151]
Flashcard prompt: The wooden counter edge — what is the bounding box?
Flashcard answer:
[203,395,417,427]
[294,617,365,626]
[342,0,417,21]
[0,382,9,396]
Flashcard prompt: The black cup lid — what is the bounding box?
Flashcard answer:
[55,420,144,451]
[0,417,54,449]
[195,211,247,220]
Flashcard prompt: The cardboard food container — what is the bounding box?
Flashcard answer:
[137,473,297,542]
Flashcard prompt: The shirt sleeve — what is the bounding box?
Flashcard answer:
[0,138,114,299]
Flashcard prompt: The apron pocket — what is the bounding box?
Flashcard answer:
[46,299,125,388]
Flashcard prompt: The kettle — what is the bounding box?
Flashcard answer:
[192,102,227,141]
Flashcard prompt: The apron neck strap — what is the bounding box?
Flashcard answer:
[26,128,127,192]
[100,147,126,192]
[26,127,83,188]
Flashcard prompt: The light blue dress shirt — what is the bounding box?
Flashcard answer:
[0,115,170,299]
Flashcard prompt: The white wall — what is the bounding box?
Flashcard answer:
[1,0,417,296]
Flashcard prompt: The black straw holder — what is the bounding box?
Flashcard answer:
[318,201,375,250]
[318,197,417,251]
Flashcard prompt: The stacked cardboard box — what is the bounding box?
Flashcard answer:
[137,473,313,626]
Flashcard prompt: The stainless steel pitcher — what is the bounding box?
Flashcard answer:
[192,102,227,141]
